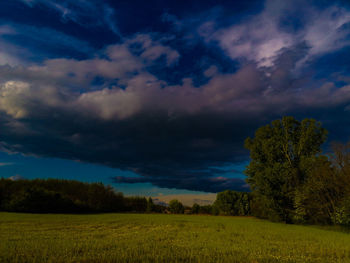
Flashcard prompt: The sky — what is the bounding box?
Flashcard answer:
[1,0,350,196]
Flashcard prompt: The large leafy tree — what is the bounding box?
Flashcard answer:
[244,116,327,222]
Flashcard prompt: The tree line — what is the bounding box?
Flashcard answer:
[0,177,250,215]
[1,116,349,226]
[0,178,166,213]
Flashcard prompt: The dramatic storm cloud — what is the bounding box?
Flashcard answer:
[1,0,350,192]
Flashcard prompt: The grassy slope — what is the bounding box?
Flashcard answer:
[0,213,350,263]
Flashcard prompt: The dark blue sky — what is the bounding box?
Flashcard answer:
[1,0,350,195]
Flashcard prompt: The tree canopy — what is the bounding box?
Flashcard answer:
[168,199,184,214]
[244,116,328,222]
[214,190,250,216]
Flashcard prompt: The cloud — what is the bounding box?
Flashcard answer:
[205,0,350,69]
[0,33,178,89]
[212,14,294,67]
[1,49,350,192]
[1,0,350,192]
[0,60,260,192]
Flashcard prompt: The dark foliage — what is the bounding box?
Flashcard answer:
[0,178,165,214]
[191,203,200,214]
[168,199,184,214]
[244,116,328,222]
[245,116,350,225]
[214,190,251,216]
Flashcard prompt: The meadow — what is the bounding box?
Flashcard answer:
[1,212,350,263]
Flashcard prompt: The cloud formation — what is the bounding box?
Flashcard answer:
[1,0,350,192]
[205,0,350,69]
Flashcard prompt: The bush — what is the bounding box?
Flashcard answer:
[334,197,350,226]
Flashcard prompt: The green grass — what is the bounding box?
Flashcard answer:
[1,213,350,262]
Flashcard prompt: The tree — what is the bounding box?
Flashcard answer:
[124,197,148,212]
[293,155,336,224]
[214,190,239,215]
[3,186,77,213]
[331,142,350,225]
[147,197,155,213]
[294,142,350,225]
[191,203,200,214]
[0,178,148,213]
[244,116,327,222]
[199,205,215,215]
[168,199,184,214]
[214,190,251,216]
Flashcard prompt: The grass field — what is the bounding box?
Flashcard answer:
[1,213,350,263]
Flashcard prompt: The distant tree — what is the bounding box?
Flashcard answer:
[0,178,125,213]
[168,199,184,214]
[214,190,251,216]
[199,205,215,215]
[3,186,77,213]
[147,197,155,213]
[245,116,327,222]
[0,178,170,214]
[153,204,167,213]
[124,197,148,212]
[214,190,239,215]
[191,203,200,214]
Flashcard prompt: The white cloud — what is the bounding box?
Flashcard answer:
[0,80,65,119]
[0,81,31,118]
[209,0,350,69]
[0,34,183,120]
[296,6,350,69]
[215,18,294,67]
[127,34,180,66]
